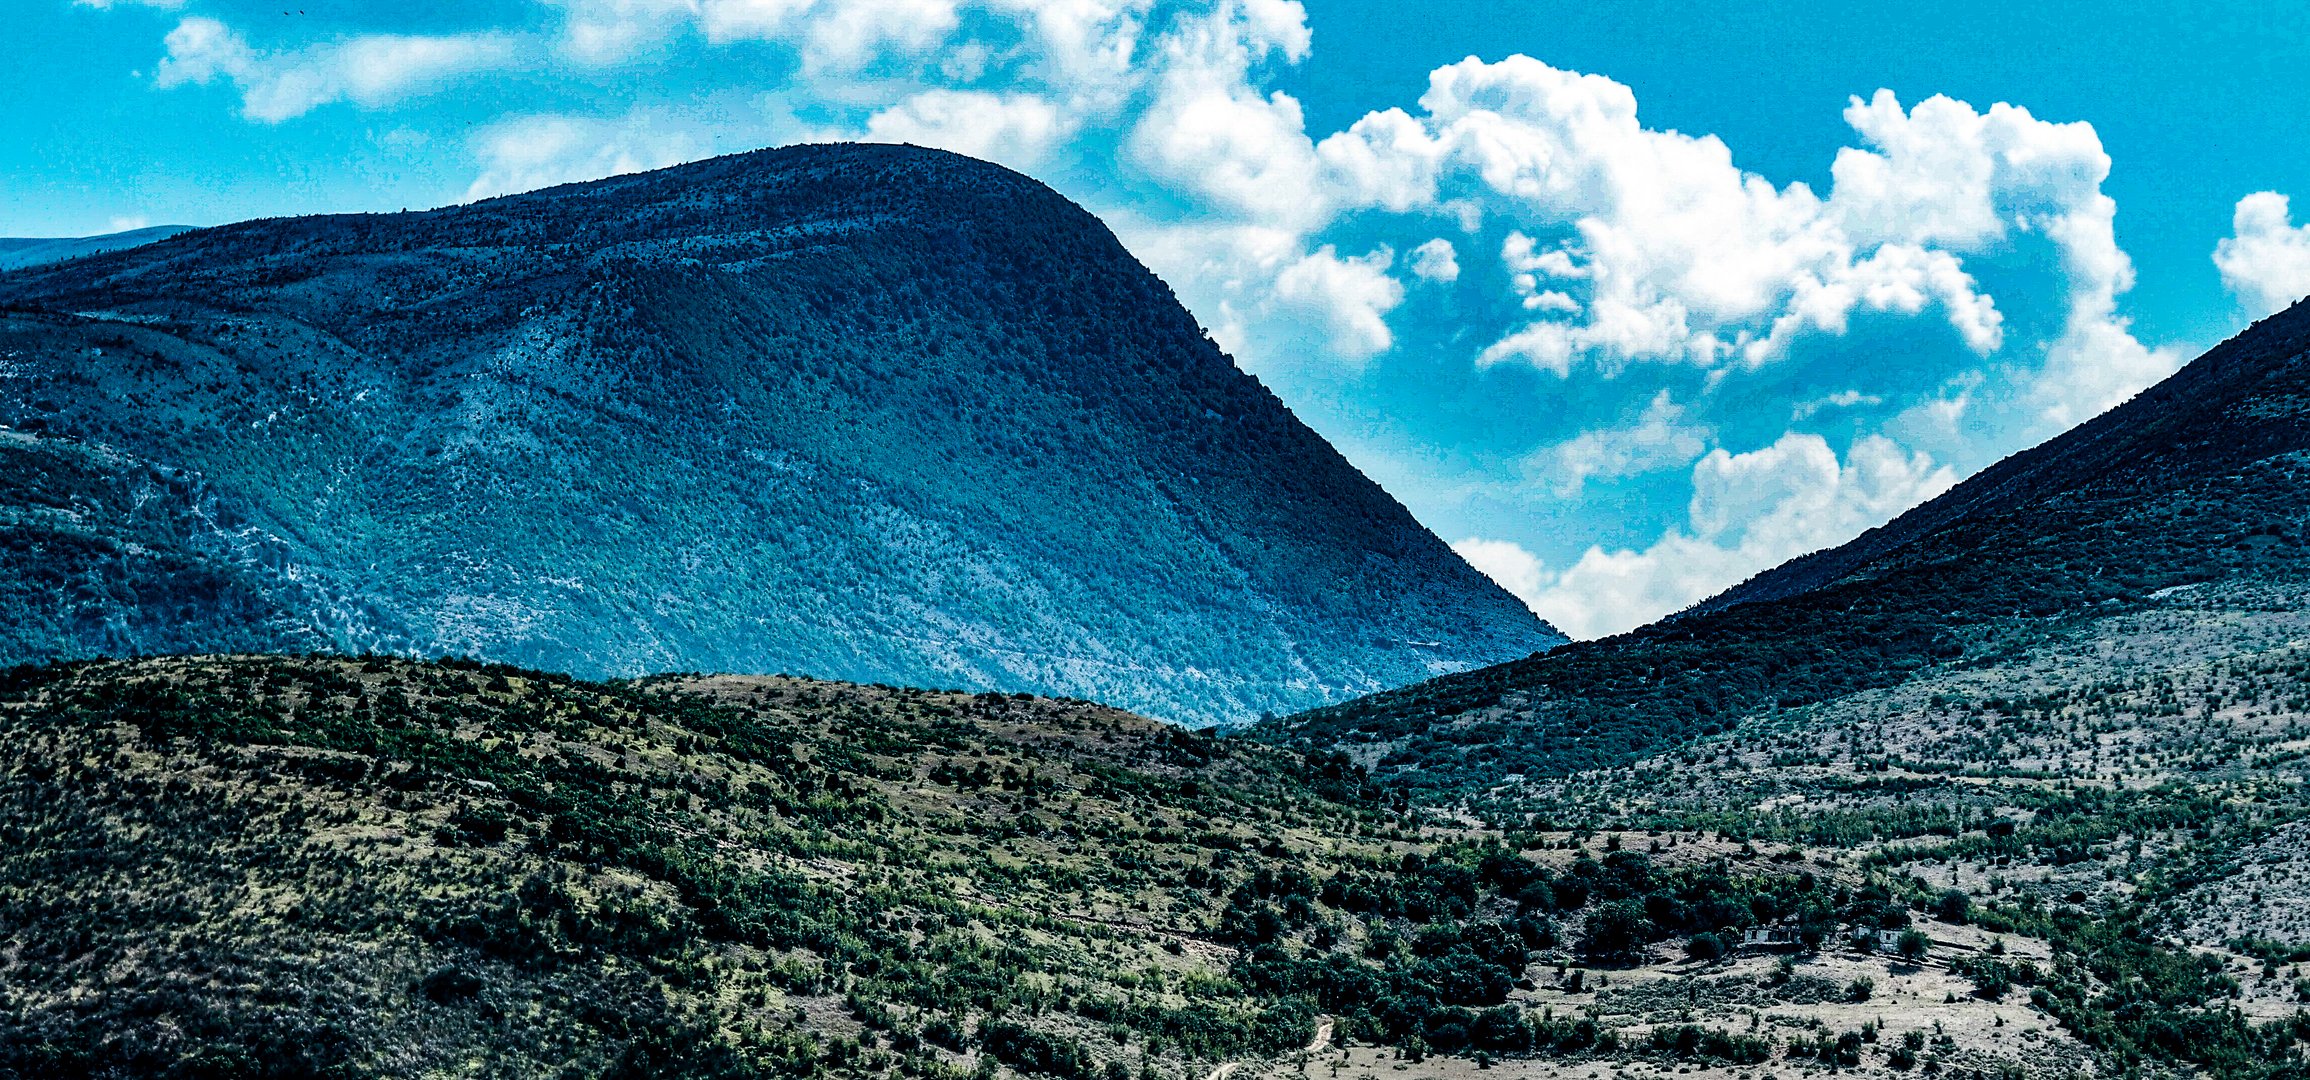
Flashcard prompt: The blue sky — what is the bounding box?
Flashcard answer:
[8,0,2310,638]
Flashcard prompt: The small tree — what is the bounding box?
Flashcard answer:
[1955,957,2012,1000]
[1896,929,1931,962]
[1579,900,1651,964]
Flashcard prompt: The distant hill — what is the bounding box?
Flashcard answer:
[0,225,195,271]
[0,145,1558,723]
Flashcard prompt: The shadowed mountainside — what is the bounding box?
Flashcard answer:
[0,144,1559,724]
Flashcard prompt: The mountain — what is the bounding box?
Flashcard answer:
[5,276,2298,1080]
[0,144,1559,724]
[0,225,195,271]
[10,150,2299,1080]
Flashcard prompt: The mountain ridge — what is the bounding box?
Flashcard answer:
[1232,299,2310,1079]
[1686,300,2310,618]
[1268,294,2310,782]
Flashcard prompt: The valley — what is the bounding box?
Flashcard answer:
[3,150,2309,1080]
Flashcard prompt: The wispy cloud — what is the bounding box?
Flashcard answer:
[1538,390,1711,497]
[156,17,517,122]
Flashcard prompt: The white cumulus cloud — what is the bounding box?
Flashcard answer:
[1409,237,1459,282]
[1270,245,1405,360]
[1308,70,2191,409]
[865,90,1073,171]
[2215,192,2310,319]
[1316,61,2018,376]
[1126,76,1322,230]
[804,0,962,71]
[1468,433,1955,640]
[1825,90,2179,428]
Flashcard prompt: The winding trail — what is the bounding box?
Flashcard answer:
[1203,1015,1333,1080]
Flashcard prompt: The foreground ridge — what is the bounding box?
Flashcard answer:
[4,654,2297,1079]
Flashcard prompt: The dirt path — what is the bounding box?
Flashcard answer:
[1203,1015,1331,1080]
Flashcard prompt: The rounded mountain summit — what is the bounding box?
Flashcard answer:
[0,143,1562,724]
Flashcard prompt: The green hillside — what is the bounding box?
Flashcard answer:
[5,655,2299,1079]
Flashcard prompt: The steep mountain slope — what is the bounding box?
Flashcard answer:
[0,144,1558,723]
[1273,296,2310,783]
[0,225,195,271]
[1690,294,2310,618]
